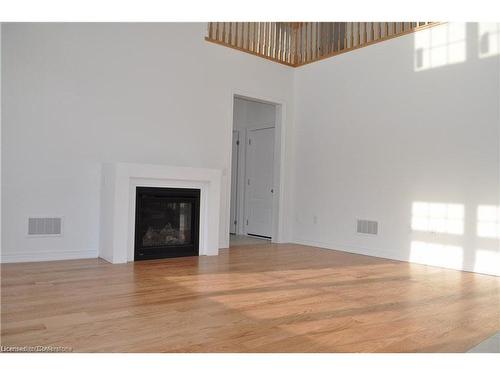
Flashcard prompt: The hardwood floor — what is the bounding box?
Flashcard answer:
[1,243,499,352]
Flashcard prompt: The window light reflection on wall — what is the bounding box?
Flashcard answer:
[479,23,500,58]
[477,205,500,239]
[414,23,466,71]
[411,202,464,235]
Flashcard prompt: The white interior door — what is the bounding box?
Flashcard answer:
[230,130,239,234]
[245,126,274,238]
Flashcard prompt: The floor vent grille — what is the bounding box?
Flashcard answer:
[357,219,378,235]
[28,217,62,236]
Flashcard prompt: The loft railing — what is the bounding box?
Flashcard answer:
[205,22,440,67]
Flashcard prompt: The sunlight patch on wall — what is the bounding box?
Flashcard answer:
[410,241,463,269]
[474,249,500,276]
[477,205,500,239]
[479,23,500,58]
[411,202,464,235]
[414,23,466,71]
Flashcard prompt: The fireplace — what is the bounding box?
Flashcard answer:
[134,187,200,261]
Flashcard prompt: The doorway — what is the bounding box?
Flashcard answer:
[229,96,278,245]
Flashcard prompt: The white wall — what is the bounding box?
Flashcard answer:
[292,23,500,275]
[232,97,276,234]
[1,23,295,262]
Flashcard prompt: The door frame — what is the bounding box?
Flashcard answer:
[229,130,240,235]
[243,125,275,238]
[224,91,286,247]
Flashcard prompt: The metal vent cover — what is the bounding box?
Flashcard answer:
[28,217,62,236]
[357,219,378,235]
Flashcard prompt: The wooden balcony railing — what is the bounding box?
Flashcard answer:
[205,22,441,67]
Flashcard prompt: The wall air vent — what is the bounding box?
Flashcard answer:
[357,219,378,235]
[28,217,62,236]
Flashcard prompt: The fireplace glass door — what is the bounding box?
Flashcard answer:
[135,187,200,260]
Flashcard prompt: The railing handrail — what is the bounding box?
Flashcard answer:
[205,22,441,67]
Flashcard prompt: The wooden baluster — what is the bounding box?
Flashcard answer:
[357,22,360,46]
[265,22,269,55]
[285,23,288,63]
[244,23,248,49]
[336,23,339,51]
[264,22,268,55]
[325,23,330,54]
[343,22,346,50]
[385,22,388,38]
[260,22,264,55]
[298,24,302,63]
[317,22,321,58]
[327,23,331,54]
[246,23,250,50]
[378,22,382,39]
[305,23,308,62]
[287,24,291,64]
[305,22,309,62]
[264,22,271,56]
[309,22,314,61]
[276,23,281,60]
[292,22,300,64]
[302,22,306,62]
[234,22,239,47]
[272,22,276,59]
[297,24,301,63]
[268,21,272,57]
[282,23,286,62]
[248,23,251,51]
[253,23,257,52]
[267,21,271,56]
[270,21,274,57]
[207,22,212,40]
[372,22,375,41]
[279,23,283,61]
[270,22,274,57]
[253,23,257,53]
[229,22,233,45]
[287,23,290,63]
[308,22,312,61]
[283,23,287,62]
[270,22,276,59]
[261,22,265,54]
[256,22,259,51]
[350,23,354,48]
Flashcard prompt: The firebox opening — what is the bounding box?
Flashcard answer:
[134,187,200,261]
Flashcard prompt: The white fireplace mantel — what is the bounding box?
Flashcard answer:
[99,162,222,264]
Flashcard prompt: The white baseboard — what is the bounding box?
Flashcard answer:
[0,249,98,263]
[292,238,500,277]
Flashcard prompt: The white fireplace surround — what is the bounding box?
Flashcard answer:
[99,163,222,264]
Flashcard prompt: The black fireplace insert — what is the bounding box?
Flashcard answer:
[134,187,200,261]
